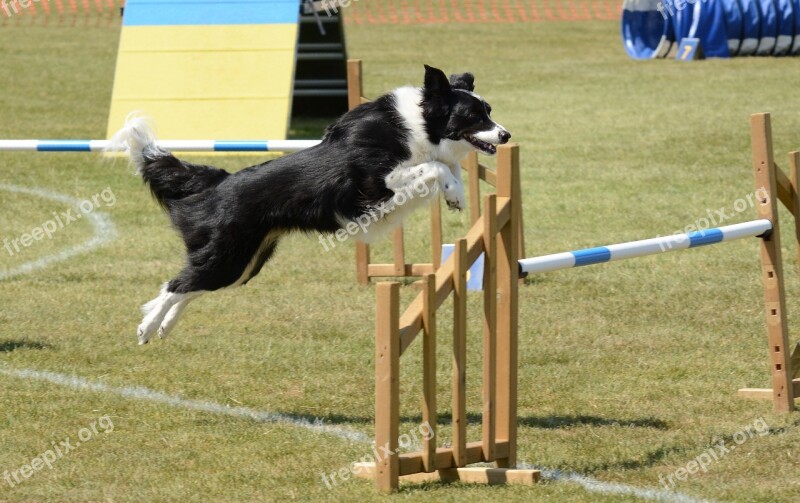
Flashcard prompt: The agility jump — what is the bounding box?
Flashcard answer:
[359,107,798,491]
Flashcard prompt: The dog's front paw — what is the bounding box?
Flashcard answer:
[446,198,464,212]
[442,183,466,212]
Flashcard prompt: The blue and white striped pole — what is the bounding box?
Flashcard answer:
[519,219,772,275]
[0,139,321,153]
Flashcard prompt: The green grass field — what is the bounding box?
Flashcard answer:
[2,8,800,503]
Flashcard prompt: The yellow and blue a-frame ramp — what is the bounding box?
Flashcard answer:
[106,0,300,142]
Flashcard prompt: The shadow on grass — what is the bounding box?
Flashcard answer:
[286,412,668,430]
[518,414,669,430]
[0,339,53,352]
[579,444,686,472]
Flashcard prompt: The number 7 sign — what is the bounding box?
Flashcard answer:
[676,38,705,61]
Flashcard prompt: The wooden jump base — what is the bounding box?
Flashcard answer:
[346,59,526,285]
[362,112,798,493]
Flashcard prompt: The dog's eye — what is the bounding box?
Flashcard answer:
[484,104,492,115]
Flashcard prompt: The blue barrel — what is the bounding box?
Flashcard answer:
[621,0,674,59]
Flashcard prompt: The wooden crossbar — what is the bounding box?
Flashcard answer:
[395,440,509,475]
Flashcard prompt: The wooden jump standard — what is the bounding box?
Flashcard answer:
[514,113,799,413]
[737,112,800,413]
[354,142,538,491]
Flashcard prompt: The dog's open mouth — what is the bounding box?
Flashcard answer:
[464,134,497,155]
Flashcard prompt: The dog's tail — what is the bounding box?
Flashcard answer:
[107,114,229,209]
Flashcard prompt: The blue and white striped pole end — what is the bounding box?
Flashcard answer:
[519,219,772,276]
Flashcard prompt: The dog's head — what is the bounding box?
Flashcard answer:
[421,65,510,155]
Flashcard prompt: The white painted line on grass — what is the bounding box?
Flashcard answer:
[0,366,369,443]
[0,184,117,281]
[1,365,712,501]
[520,464,714,503]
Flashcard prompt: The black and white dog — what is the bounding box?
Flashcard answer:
[109,65,510,345]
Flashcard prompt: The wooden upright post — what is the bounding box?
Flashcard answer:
[452,238,468,467]
[466,151,481,225]
[375,282,400,491]
[749,113,794,413]
[421,273,437,472]
[482,194,498,462]
[346,59,363,111]
[789,150,800,378]
[430,198,443,270]
[392,229,406,276]
[494,144,520,466]
[348,59,371,285]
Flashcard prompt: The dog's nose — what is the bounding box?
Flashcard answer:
[499,130,511,144]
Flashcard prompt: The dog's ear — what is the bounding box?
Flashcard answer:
[423,64,452,98]
[449,72,475,92]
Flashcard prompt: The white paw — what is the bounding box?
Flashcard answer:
[157,315,179,340]
[137,321,159,345]
[137,308,165,345]
[443,182,466,212]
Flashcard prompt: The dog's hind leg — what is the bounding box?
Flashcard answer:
[135,231,283,345]
[157,295,199,340]
[137,284,202,345]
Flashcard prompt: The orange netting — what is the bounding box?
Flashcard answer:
[343,0,622,24]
